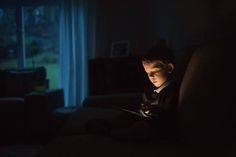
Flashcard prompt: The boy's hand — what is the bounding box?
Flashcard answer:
[140,103,152,117]
[140,102,161,118]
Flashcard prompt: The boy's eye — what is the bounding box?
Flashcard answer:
[148,70,162,77]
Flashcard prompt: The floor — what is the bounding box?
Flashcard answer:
[0,145,43,157]
[0,107,77,157]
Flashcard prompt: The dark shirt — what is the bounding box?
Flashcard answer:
[140,81,179,128]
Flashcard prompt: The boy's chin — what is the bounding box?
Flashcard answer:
[153,82,165,88]
[153,84,161,88]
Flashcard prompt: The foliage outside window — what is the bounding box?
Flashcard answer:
[0,5,59,89]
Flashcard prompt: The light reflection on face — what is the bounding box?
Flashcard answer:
[142,61,169,88]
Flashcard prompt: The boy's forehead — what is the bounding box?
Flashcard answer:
[142,60,164,67]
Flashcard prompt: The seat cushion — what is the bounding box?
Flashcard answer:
[82,93,142,110]
[60,107,122,135]
[37,135,184,157]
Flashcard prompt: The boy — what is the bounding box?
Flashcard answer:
[139,45,178,130]
[110,45,178,140]
[86,45,178,140]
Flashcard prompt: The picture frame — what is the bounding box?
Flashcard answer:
[110,40,130,57]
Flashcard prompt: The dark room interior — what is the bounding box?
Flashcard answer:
[0,0,236,156]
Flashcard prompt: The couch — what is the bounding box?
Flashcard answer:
[0,66,64,145]
[36,37,236,157]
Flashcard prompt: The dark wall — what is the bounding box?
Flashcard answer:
[95,0,152,57]
[149,0,236,48]
[95,0,236,56]
[94,0,236,84]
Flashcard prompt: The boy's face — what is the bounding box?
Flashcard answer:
[142,60,173,88]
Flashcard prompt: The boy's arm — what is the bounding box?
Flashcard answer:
[139,85,178,119]
[143,88,178,120]
[139,91,160,119]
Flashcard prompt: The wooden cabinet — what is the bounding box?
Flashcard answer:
[88,57,152,95]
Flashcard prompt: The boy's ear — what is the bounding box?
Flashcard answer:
[167,63,174,74]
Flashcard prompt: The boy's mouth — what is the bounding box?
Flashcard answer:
[153,82,156,84]
[152,81,157,84]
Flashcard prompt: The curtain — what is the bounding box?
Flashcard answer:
[59,0,96,107]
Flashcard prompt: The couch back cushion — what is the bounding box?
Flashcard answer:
[178,38,236,146]
[3,66,47,97]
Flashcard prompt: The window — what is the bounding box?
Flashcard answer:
[0,8,17,69]
[0,4,59,89]
[24,6,59,88]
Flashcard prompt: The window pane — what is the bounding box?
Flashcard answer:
[24,6,59,89]
[0,8,17,69]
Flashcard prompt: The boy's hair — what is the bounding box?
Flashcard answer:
[141,45,175,65]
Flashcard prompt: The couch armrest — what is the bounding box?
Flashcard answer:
[24,89,64,142]
[25,89,64,111]
[0,97,26,144]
